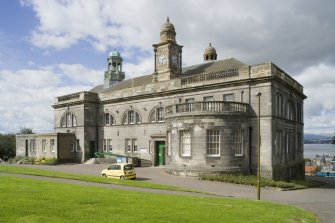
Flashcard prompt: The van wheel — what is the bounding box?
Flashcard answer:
[102,174,107,178]
[120,176,125,180]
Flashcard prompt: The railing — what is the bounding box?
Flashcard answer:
[165,101,249,116]
[181,68,239,85]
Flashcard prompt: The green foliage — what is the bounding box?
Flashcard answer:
[0,176,319,223]
[0,133,16,159]
[34,157,58,165]
[17,127,34,134]
[199,174,315,189]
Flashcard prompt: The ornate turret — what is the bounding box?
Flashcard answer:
[104,50,125,89]
[160,17,176,43]
[153,18,183,82]
[203,43,217,61]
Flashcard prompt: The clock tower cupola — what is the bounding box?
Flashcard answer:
[153,18,183,82]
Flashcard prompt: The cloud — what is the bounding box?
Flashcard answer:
[22,0,335,74]
[0,64,101,133]
[7,0,335,135]
[296,63,335,134]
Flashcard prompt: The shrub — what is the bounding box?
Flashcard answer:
[199,174,308,189]
[34,157,58,165]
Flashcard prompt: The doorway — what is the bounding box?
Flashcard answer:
[155,141,165,166]
[89,141,96,158]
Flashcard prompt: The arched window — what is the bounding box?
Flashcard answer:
[60,111,77,127]
[122,109,141,125]
[149,106,165,123]
[104,112,116,126]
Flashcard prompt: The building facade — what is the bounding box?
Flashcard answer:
[16,19,306,180]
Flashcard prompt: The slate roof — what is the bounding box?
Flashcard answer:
[90,58,246,94]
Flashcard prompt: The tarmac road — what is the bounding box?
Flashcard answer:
[6,164,335,223]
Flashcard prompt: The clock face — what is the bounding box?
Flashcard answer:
[158,54,167,65]
[171,55,178,67]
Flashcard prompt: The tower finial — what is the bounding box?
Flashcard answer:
[167,17,169,22]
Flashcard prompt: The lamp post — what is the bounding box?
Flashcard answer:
[256,92,262,200]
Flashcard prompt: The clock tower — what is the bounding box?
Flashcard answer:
[153,18,183,82]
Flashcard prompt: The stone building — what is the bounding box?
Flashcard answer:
[16,19,306,180]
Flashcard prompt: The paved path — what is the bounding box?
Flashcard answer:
[5,164,335,223]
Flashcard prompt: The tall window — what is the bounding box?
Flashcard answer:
[50,139,55,152]
[157,107,164,122]
[104,113,115,126]
[297,133,302,153]
[275,131,283,155]
[276,93,283,117]
[234,130,244,156]
[206,130,220,156]
[30,139,36,152]
[149,106,165,122]
[123,110,141,124]
[61,112,77,127]
[42,139,46,152]
[203,96,214,111]
[185,98,195,111]
[104,113,110,125]
[180,130,191,157]
[296,103,302,123]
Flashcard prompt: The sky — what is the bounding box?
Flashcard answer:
[0,0,335,135]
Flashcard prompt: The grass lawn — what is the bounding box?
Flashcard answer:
[0,176,319,223]
[0,165,193,192]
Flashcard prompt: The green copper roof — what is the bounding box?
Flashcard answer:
[109,50,121,57]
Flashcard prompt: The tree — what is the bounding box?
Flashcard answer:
[0,133,16,160]
[18,127,34,135]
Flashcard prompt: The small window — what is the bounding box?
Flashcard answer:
[125,139,131,153]
[42,139,46,152]
[223,94,234,102]
[132,139,138,153]
[30,139,36,152]
[50,139,55,152]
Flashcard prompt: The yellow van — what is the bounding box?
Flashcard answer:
[101,163,136,180]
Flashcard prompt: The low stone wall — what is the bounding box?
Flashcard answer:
[165,167,248,177]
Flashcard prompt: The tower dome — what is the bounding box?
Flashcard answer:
[160,17,176,42]
[109,50,121,57]
[203,43,217,61]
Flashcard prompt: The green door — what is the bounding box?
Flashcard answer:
[89,141,95,158]
[156,141,165,166]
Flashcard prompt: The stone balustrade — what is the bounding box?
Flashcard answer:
[165,101,249,117]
